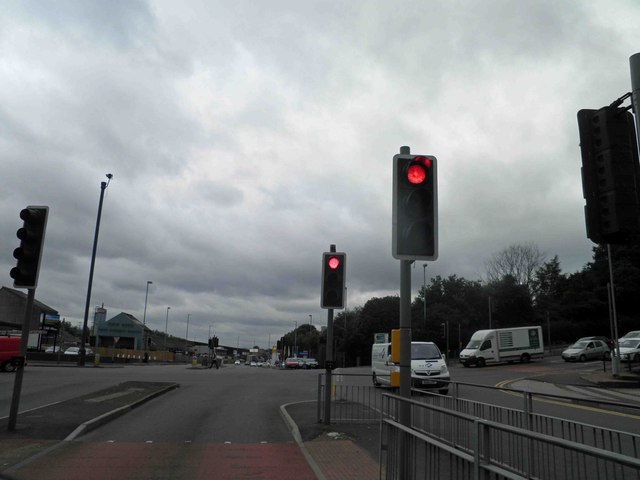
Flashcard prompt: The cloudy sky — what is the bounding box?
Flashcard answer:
[1,1,639,348]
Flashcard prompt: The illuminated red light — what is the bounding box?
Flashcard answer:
[407,164,426,184]
[328,256,340,269]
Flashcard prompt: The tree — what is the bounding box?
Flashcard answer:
[532,256,567,311]
[417,275,487,351]
[485,243,546,291]
[487,275,534,328]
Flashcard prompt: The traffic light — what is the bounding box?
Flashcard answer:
[213,336,219,348]
[10,206,49,289]
[392,154,438,260]
[321,252,346,309]
[577,107,640,244]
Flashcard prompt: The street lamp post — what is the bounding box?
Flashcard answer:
[294,321,297,356]
[79,174,113,367]
[309,314,313,357]
[164,307,171,352]
[142,280,152,351]
[185,314,191,354]
[143,281,152,325]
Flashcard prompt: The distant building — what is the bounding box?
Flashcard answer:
[95,312,148,350]
[0,286,58,330]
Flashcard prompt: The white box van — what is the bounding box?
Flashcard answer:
[371,341,450,394]
[459,326,544,367]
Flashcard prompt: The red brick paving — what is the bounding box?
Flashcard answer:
[13,442,317,480]
[304,439,380,480]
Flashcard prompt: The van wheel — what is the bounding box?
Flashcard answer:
[372,373,381,387]
[1,361,16,373]
[520,353,531,363]
[476,358,485,368]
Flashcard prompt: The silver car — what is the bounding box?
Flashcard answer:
[562,340,609,362]
[613,338,640,363]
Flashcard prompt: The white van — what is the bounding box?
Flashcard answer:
[371,341,450,394]
[459,326,544,367]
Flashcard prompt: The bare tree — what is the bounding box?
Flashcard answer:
[485,243,546,289]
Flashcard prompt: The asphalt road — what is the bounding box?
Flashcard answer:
[80,364,318,443]
[1,356,638,479]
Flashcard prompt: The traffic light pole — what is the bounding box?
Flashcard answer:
[324,244,336,425]
[630,53,640,152]
[324,308,334,425]
[8,288,35,431]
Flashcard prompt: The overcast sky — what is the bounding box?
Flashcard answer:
[2,1,638,349]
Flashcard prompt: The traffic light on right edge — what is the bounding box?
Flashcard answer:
[393,154,438,260]
[321,252,346,309]
[10,206,49,289]
[577,107,640,244]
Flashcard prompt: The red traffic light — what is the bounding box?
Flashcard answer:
[407,164,426,184]
[406,156,431,185]
[327,256,340,270]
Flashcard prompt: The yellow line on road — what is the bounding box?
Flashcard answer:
[495,378,640,420]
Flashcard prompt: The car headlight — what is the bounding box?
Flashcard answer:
[440,365,448,374]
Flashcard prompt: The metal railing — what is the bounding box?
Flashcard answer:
[317,373,640,478]
[381,393,640,480]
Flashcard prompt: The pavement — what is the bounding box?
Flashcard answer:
[0,365,638,480]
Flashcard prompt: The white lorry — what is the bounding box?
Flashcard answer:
[371,341,450,394]
[459,326,544,367]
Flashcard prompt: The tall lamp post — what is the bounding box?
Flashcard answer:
[164,307,171,352]
[309,314,313,357]
[185,313,191,354]
[143,281,153,325]
[293,321,297,356]
[79,173,113,367]
[142,280,152,351]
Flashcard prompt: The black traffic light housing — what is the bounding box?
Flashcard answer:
[321,252,346,309]
[10,206,49,289]
[578,107,640,244]
[392,154,438,260]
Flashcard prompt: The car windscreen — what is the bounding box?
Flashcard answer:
[570,341,589,349]
[619,340,640,348]
[411,343,442,360]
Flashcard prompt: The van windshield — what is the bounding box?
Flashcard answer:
[411,343,442,360]
[465,340,481,349]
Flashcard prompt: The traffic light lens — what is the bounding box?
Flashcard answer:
[328,257,340,269]
[407,164,426,184]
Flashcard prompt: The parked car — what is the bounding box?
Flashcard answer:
[285,357,303,369]
[301,358,319,369]
[562,339,609,362]
[620,330,640,341]
[64,347,93,355]
[612,338,640,363]
[577,336,614,351]
[45,346,61,353]
[0,336,21,372]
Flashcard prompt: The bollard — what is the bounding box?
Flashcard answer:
[192,356,197,368]
[94,353,100,367]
